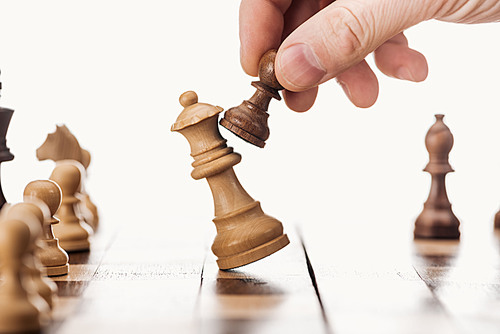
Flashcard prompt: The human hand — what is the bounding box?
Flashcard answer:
[239,0,500,111]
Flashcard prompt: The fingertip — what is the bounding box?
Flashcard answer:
[276,43,326,91]
[240,45,258,76]
[355,92,378,108]
[283,87,318,112]
[412,55,428,82]
[375,42,428,82]
[336,61,379,108]
[239,0,288,77]
[339,80,378,108]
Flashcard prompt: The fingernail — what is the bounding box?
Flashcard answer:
[279,43,326,88]
[336,79,352,102]
[396,67,416,81]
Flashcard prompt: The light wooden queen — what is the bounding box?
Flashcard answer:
[172,91,289,270]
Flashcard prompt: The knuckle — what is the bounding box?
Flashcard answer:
[320,6,371,61]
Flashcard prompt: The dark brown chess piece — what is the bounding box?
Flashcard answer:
[414,114,460,239]
[0,70,15,209]
[220,50,283,148]
[494,210,500,229]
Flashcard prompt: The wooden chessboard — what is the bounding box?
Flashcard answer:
[46,217,500,334]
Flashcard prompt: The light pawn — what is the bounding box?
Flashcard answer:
[24,180,69,276]
[0,206,44,333]
[8,203,57,311]
[50,162,92,252]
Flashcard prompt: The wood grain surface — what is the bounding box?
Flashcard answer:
[45,216,500,334]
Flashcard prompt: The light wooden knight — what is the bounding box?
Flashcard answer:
[172,91,289,270]
[36,124,99,231]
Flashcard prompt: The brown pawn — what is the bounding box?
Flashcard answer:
[0,214,42,334]
[414,114,460,239]
[495,210,500,229]
[24,180,69,276]
[50,162,91,252]
[172,91,289,270]
[220,49,283,148]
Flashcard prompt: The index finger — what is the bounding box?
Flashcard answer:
[239,0,292,76]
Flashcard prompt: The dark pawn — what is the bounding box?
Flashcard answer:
[0,71,15,209]
[220,50,283,148]
[414,114,460,239]
[494,210,500,229]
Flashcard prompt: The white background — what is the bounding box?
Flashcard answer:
[0,1,499,245]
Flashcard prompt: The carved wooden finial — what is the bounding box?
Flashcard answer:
[179,91,198,108]
[220,50,283,148]
[424,114,454,174]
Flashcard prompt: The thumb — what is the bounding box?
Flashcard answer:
[275,0,440,91]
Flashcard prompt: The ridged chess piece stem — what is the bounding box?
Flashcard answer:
[172,91,289,270]
[414,114,460,239]
[220,50,283,148]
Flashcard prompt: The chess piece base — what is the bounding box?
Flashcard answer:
[217,234,290,270]
[53,218,91,253]
[45,263,69,277]
[39,239,69,266]
[59,238,90,252]
[220,118,266,148]
[414,225,460,239]
[414,206,460,240]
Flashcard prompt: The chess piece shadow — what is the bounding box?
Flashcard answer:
[412,239,459,293]
[215,272,284,296]
[211,270,284,334]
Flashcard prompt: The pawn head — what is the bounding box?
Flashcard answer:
[0,218,31,259]
[6,202,44,241]
[50,162,82,197]
[24,180,62,217]
[258,49,283,90]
